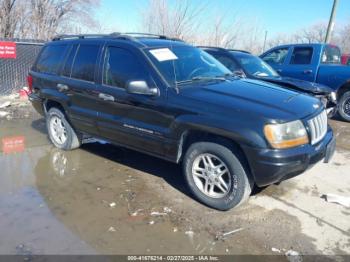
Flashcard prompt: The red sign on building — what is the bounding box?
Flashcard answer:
[0,42,16,59]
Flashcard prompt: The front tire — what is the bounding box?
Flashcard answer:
[183,142,252,211]
[46,107,81,150]
[338,91,350,122]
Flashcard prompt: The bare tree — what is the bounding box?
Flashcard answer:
[26,0,100,40]
[296,22,327,43]
[200,11,244,48]
[0,0,100,40]
[240,20,264,54]
[335,23,350,53]
[0,0,19,38]
[141,0,208,42]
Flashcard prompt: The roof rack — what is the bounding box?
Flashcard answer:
[123,32,167,39]
[197,46,227,51]
[227,49,251,54]
[52,32,184,42]
[52,34,111,41]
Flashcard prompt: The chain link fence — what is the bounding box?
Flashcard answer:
[0,38,45,95]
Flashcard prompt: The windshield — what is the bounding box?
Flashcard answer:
[233,52,279,78]
[145,46,231,85]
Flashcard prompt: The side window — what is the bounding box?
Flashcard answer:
[290,47,313,65]
[103,47,150,88]
[322,45,341,64]
[35,44,67,74]
[262,48,289,65]
[71,44,100,82]
[62,45,78,77]
[212,54,240,72]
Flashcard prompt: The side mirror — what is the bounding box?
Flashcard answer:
[126,81,158,96]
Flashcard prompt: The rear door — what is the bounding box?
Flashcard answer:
[57,42,102,135]
[282,46,318,82]
[32,43,69,96]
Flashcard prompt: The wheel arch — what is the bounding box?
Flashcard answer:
[337,82,350,99]
[44,99,65,114]
[177,129,254,183]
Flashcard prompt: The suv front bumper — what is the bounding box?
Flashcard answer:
[242,128,335,187]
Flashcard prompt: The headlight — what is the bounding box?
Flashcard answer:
[264,120,309,149]
[330,92,337,103]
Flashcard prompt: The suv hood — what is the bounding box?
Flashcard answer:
[257,76,333,95]
[180,78,321,120]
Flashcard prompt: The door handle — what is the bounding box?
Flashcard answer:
[303,69,313,74]
[276,69,282,73]
[98,93,115,102]
[57,83,69,92]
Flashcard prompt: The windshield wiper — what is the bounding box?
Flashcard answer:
[176,76,226,85]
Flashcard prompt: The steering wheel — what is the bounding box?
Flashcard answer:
[188,67,207,79]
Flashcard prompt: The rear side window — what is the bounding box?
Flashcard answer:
[103,47,149,88]
[211,53,240,72]
[322,45,341,64]
[71,44,100,82]
[290,47,313,64]
[62,45,78,77]
[35,44,67,74]
[262,48,289,65]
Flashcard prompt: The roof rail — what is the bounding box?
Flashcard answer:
[227,49,251,54]
[198,46,251,54]
[52,32,184,43]
[197,46,227,51]
[123,32,168,39]
[52,34,111,41]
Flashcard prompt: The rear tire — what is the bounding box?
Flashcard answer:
[338,91,350,122]
[46,107,81,150]
[183,142,252,211]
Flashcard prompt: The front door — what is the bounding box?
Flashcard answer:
[95,44,170,156]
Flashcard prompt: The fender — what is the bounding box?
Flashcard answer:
[40,88,70,112]
[166,113,268,162]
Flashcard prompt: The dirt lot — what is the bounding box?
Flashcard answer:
[0,97,349,259]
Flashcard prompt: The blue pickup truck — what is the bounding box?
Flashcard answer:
[261,43,350,122]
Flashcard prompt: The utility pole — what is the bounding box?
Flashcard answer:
[263,30,268,52]
[325,0,339,43]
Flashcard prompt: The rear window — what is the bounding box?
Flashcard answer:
[71,44,100,82]
[290,47,313,64]
[35,44,67,74]
[211,53,240,72]
[322,45,341,64]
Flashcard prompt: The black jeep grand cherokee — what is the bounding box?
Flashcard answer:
[28,33,335,210]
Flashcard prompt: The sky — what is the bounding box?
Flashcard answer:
[95,0,350,37]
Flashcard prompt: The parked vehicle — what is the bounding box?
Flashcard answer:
[28,33,335,210]
[341,54,350,65]
[200,46,337,117]
[261,43,350,122]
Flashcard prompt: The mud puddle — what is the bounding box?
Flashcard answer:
[1,116,350,256]
[0,118,249,255]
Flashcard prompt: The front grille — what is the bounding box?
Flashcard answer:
[308,110,328,145]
